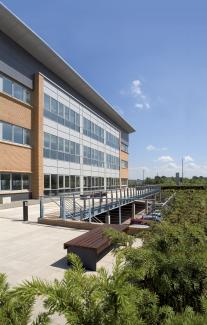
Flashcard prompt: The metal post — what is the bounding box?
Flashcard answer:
[116,189,118,206]
[88,198,92,223]
[92,193,95,217]
[145,200,148,214]
[119,200,122,224]
[111,190,113,207]
[23,200,28,221]
[99,192,102,213]
[62,196,66,219]
[40,196,44,219]
[84,198,86,219]
[105,211,111,224]
[73,194,76,218]
[132,202,136,218]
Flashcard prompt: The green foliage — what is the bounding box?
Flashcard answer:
[124,222,207,313]
[1,190,207,324]
[104,228,135,248]
[0,273,34,325]
[163,307,207,325]
[11,253,144,325]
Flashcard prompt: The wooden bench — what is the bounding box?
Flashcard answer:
[64,224,128,271]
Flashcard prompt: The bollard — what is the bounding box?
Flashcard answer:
[40,197,44,219]
[23,200,28,221]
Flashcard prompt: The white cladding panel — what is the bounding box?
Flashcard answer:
[43,79,123,191]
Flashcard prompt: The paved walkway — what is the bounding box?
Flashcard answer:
[0,205,87,286]
[0,204,120,286]
[0,204,142,324]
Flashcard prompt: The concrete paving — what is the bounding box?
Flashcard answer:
[0,204,122,285]
[0,204,88,286]
[0,203,142,324]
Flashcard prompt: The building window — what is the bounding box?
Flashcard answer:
[13,126,23,144]
[2,122,12,141]
[1,174,10,190]
[121,160,128,169]
[83,146,104,167]
[3,77,12,95]
[51,174,58,190]
[106,131,119,149]
[0,74,32,105]
[12,174,22,190]
[106,154,120,170]
[121,143,128,153]
[43,133,80,164]
[0,121,31,146]
[83,176,104,192]
[106,177,120,189]
[44,174,80,195]
[44,175,50,189]
[59,175,64,188]
[83,117,104,143]
[0,173,31,192]
[44,93,80,132]
[22,174,30,189]
[121,178,128,186]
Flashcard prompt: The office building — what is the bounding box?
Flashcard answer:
[0,4,135,200]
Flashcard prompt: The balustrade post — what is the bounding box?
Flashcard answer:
[40,196,44,219]
[99,192,102,213]
[92,193,95,217]
[119,200,122,224]
[88,198,92,223]
[73,194,76,219]
[83,198,86,219]
[132,202,136,218]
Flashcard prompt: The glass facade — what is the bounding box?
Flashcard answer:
[44,94,80,132]
[0,173,31,191]
[83,117,104,143]
[121,143,128,153]
[44,174,80,195]
[83,176,104,191]
[121,160,128,169]
[0,74,32,105]
[106,154,120,170]
[0,121,31,146]
[83,146,104,167]
[106,131,119,149]
[106,178,120,189]
[44,133,80,164]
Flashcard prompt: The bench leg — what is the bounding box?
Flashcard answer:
[67,247,97,271]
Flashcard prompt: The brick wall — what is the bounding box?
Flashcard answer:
[0,141,32,172]
[0,93,32,129]
[120,150,128,179]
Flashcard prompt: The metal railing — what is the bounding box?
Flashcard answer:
[40,185,161,222]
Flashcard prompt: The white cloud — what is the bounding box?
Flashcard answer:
[131,79,150,111]
[120,79,150,111]
[184,155,194,162]
[146,145,156,151]
[135,103,144,110]
[131,80,142,96]
[146,145,168,152]
[158,155,174,162]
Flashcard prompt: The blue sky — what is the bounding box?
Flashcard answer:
[2,0,207,179]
